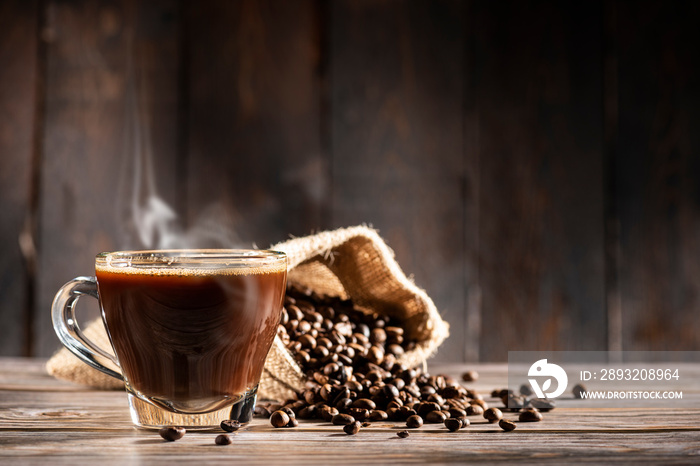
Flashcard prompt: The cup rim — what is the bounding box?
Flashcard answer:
[95,249,287,273]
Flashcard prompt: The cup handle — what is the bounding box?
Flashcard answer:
[51,276,124,381]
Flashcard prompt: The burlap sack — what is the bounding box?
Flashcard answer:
[46,225,450,401]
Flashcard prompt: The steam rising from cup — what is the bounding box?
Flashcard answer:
[117,34,240,251]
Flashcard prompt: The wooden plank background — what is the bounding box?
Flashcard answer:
[0,0,698,361]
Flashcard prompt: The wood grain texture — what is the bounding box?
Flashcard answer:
[614,1,700,351]
[0,0,39,356]
[36,0,180,356]
[330,0,466,362]
[1,358,699,464]
[2,0,700,361]
[184,0,324,249]
[473,1,607,360]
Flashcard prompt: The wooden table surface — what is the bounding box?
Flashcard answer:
[1,357,699,465]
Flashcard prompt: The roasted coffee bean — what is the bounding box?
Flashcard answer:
[465,404,484,416]
[348,408,369,421]
[215,434,232,445]
[397,430,410,438]
[387,334,404,345]
[483,407,503,423]
[345,380,363,392]
[270,410,290,428]
[369,410,388,421]
[397,406,417,421]
[461,370,479,382]
[420,385,436,397]
[298,321,312,334]
[471,398,488,409]
[441,386,462,399]
[427,393,445,406]
[519,384,533,397]
[319,383,333,401]
[280,407,296,420]
[343,420,362,435]
[499,419,517,432]
[416,401,441,417]
[504,394,525,411]
[323,362,340,376]
[314,346,331,359]
[448,407,467,419]
[298,405,317,419]
[528,398,555,412]
[352,398,376,410]
[319,406,339,422]
[391,378,406,390]
[519,409,543,422]
[406,415,423,428]
[367,346,385,364]
[387,400,403,410]
[425,410,447,423]
[335,397,353,411]
[370,328,387,344]
[444,418,462,432]
[331,387,351,405]
[287,305,304,321]
[287,340,302,352]
[331,413,356,426]
[492,388,511,399]
[220,419,241,432]
[457,416,470,428]
[572,383,587,399]
[286,418,299,427]
[295,350,311,364]
[298,334,317,350]
[382,384,400,399]
[159,426,185,442]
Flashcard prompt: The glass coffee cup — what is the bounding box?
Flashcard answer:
[52,249,287,429]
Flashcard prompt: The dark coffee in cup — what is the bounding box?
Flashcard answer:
[96,266,285,414]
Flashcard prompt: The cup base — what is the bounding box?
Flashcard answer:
[127,387,258,430]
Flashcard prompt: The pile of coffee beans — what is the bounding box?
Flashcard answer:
[277,284,417,385]
[256,284,552,434]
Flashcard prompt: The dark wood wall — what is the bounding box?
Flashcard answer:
[1,0,699,361]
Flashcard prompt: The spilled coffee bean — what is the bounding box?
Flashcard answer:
[397,430,410,438]
[406,415,423,428]
[572,383,587,399]
[286,418,299,428]
[270,410,290,428]
[215,434,232,445]
[465,404,484,416]
[519,384,533,397]
[518,408,543,422]
[159,426,185,442]
[332,413,356,426]
[498,419,517,432]
[528,398,555,412]
[220,419,241,432]
[483,407,503,423]
[444,418,461,432]
[343,420,362,435]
